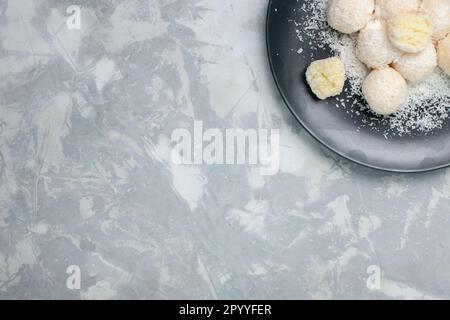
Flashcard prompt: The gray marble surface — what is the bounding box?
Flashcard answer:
[1,0,450,300]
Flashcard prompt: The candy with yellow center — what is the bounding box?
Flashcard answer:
[387,13,433,53]
[306,57,346,100]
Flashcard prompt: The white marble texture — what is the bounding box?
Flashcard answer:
[0,0,450,299]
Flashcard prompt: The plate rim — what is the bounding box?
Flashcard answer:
[265,0,450,174]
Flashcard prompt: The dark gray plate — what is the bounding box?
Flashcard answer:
[266,0,450,172]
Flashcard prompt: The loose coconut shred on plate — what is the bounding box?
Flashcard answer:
[289,0,450,137]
